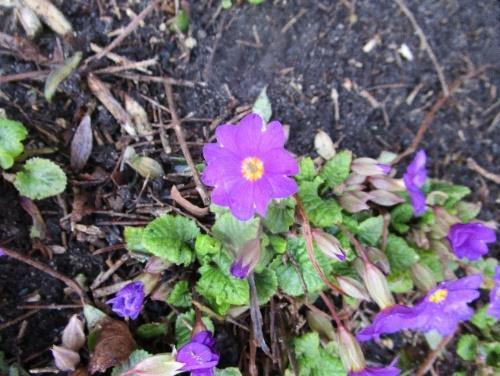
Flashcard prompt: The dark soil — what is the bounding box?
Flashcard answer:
[0,0,498,374]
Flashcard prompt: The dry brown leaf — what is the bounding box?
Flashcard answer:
[89,320,136,374]
[71,114,93,171]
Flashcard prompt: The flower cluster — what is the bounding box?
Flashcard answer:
[106,281,145,320]
[202,113,299,221]
[176,331,219,376]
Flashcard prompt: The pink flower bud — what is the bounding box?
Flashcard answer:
[306,311,335,341]
[410,263,436,292]
[368,190,405,206]
[352,158,391,176]
[337,276,370,300]
[339,191,372,213]
[431,207,458,239]
[361,263,394,309]
[122,354,183,376]
[61,315,85,351]
[368,176,405,192]
[52,345,80,371]
[337,327,366,372]
[312,229,346,261]
[345,172,367,186]
[366,247,391,274]
[230,237,261,279]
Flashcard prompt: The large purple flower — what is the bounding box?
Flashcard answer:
[446,222,496,261]
[357,275,483,341]
[488,266,500,319]
[403,150,427,216]
[349,359,400,376]
[202,113,299,220]
[176,331,219,376]
[106,281,145,320]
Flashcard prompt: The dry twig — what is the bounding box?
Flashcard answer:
[416,332,455,376]
[467,158,500,184]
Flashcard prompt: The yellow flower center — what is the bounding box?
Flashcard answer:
[429,288,448,303]
[241,157,264,182]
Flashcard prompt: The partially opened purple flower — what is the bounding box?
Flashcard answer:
[106,281,145,320]
[488,266,500,319]
[349,359,400,376]
[202,113,299,220]
[176,331,219,376]
[230,238,261,279]
[357,275,483,341]
[403,150,427,216]
[446,222,496,261]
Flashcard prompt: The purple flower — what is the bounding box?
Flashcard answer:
[176,331,219,376]
[0,248,5,256]
[446,222,496,261]
[357,275,483,341]
[202,113,299,220]
[403,150,427,216]
[230,260,251,279]
[488,266,500,319]
[377,164,392,175]
[348,359,400,376]
[106,281,145,320]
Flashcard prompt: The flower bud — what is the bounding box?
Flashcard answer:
[144,256,170,273]
[230,237,261,279]
[52,345,80,371]
[409,228,430,249]
[368,190,405,206]
[361,263,394,309]
[311,229,346,261]
[336,327,366,372]
[352,158,390,176]
[135,273,161,296]
[368,176,405,192]
[306,311,335,341]
[339,191,372,213]
[62,315,85,351]
[410,263,436,292]
[122,354,183,376]
[345,172,367,187]
[431,207,457,239]
[337,276,370,300]
[366,247,390,274]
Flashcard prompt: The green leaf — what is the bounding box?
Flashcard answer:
[296,157,316,181]
[386,234,419,273]
[175,10,189,32]
[167,280,192,308]
[212,210,259,249]
[429,182,471,208]
[136,323,168,339]
[356,216,383,246]
[387,271,414,293]
[455,201,481,222]
[195,234,222,264]
[196,265,249,314]
[254,269,278,304]
[390,203,413,233]
[482,341,500,367]
[294,333,345,376]
[111,349,151,376]
[298,177,342,227]
[471,257,498,278]
[0,118,27,169]
[221,0,233,9]
[252,86,272,123]
[216,368,242,376]
[456,334,478,361]
[263,198,296,234]
[320,150,352,188]
[270,235,287,254]
[175,310,214,347]
[124,227,147,252]
[271,236,332,296]
[142,215,200,265]
[471,306,497,329]
[83,304,108,331]
[248,0,266,5]
[418,251,444,282]
[424,330,443,350]
[14,158,67,200]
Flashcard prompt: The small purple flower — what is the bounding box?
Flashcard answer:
[488,266,500,319]
[106,281,145,320]
[377,164,392,175]
[0,248,5,256]
[446,222,496,261]
[403,150,427,216]
[357,275,483,341]
[348,359,400,376]
[230,260,251,279]
[202,113,299,220]
[176,331,219,376]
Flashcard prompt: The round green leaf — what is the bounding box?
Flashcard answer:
[14,158,67,200]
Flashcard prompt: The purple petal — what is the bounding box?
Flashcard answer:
[442,274,483,291]
[228,180,255,220]
[253,179,273,216]
[258,121,285,152]
[407,187,426,216]
[236,113,264,155]
[262,149,299,175]
[266,175,298,198]
[215,124,239,152]
[230,260,251,279]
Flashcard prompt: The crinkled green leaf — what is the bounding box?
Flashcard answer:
[386,234,419,273]
[111,349,151,376]
[175,310,214,347]
[296,157,316,181]
[136,322,168,339]
[455,201,481,223]
[14,158,67,200]
[215,368,243,376]
[252,86,272,123]
[293,333,345,376]
[0,118,27,170]
[481,341,500,367]
[298,177,342,227]
[320,150,352,188]
[255,269,278,304]
[418,251,444,282]
[356,216,383,246]
[270,235,287,254]
[142,215,199,265]
[167,280,192,308]
[390,203,413,233]
[263,198,296,234]
[457,334,478,361]
[429,182,471,208]
[471,306,497,330]
[124,227,147,252]
[271,236,332,296]
[471,257,498,278]
[175,10,189,32]
[212,210,259,249]
[196,265,249,314]
[387,271,414,293]
[195,234,221,264]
